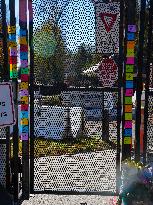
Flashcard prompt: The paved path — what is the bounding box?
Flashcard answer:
[33,150,117,192]
[22,148,119,205]
[21,194,119,205]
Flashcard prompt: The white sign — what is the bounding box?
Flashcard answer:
[61,91,104,121]
[84,108,102,120]
[61,91,103,108]
[0,82,16,127]
[97,57,118,87]
[95,2,120,54]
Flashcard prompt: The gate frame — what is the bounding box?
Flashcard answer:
[29,0,123,196]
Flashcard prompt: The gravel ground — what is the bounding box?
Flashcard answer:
[21,150,119,205]
[21,194,119,205]
[33,150,117,192]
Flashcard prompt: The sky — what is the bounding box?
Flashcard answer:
[58,0,96,52]
[32,0,96,52]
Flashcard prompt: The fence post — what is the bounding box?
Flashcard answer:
[80,108,85,137]
[9,0,19,203]
[28,0,35,194]
[122,0,136,161]
[143,0,153,165]
[19,0,30,200]
[102,109,109,141]
[116,0,124,195]
[135,0,146,163]
[64,106,73,142]
[1,0,11,192]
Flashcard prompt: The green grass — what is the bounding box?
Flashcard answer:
[11,136,116,158]
[34,136,115,158]
[41,95,61,106]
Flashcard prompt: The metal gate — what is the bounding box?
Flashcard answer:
[30,0,122,195]
[1,0,153,202]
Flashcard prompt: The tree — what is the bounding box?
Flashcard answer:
[32,0,71,85]
[50,22,65,83]
[33,19,65,85]
[74,44,88,82]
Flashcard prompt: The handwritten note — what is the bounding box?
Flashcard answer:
[124,137,131,144]
[126,57,134,64]
[125,113,132,120]
[128,25,136,33]
[124,121,132,128]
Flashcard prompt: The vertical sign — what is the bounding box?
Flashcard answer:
[95,2,120,54]
[8,25,18,79]
[124,25,136,145]
[19,33,29,141]
[19,1,29,141]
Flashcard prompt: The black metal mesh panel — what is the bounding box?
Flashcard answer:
[104,92,118,142]
[32,0,119,193]
[0,128,6,139]
[33,91,118,192]
[32,0,119,88]
[0,144,6,187]
[147,95,153,153]
[149,63,153,89]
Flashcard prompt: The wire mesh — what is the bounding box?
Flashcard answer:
[31,0,120,193]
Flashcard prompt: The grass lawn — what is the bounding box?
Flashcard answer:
[11,136,116,158]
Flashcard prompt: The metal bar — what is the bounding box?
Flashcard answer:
[5,127,10,192]
[28,0,34,194]
[66,87,119,92]
[9,0,19,202]
[143,0,153,165]
[0,139,7,144]
[102,108,109,141]
[12,81,19,201]
[37,85,119,93]
[135,0,146,163]
[102,91,106,141]
[31,190,119,196]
